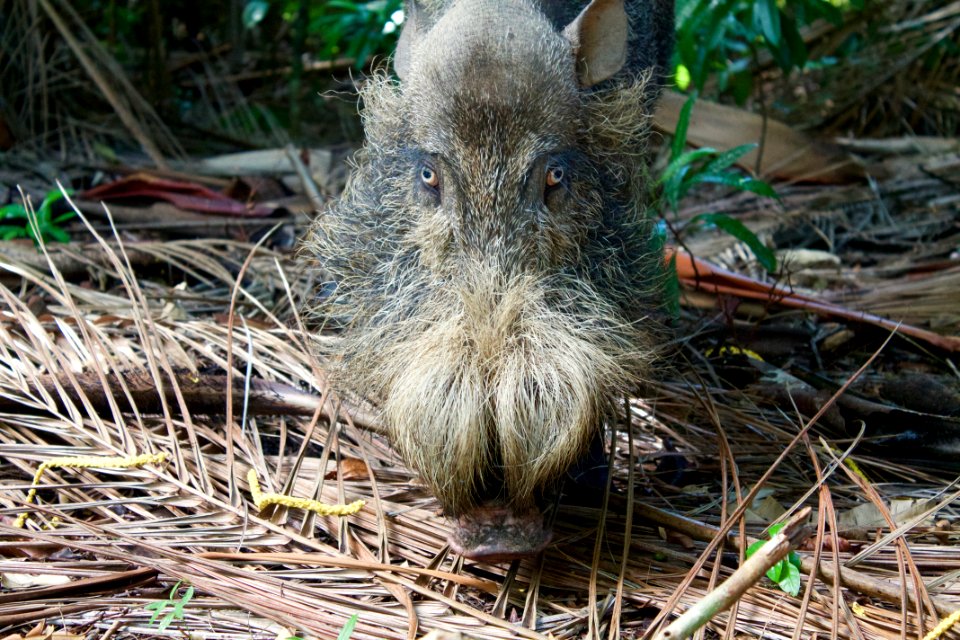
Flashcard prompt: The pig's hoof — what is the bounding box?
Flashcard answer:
[449,506,551,562]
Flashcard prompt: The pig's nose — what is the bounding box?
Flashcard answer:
[449,505,552,562]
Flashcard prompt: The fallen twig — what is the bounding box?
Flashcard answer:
[0,370,379,432]
[653,508,811,640]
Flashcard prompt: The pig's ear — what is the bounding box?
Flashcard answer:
[563,0,629,87]
[394,0,421,80]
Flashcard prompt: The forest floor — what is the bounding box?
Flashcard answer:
[0,133,957,640]
[1,1,959,637]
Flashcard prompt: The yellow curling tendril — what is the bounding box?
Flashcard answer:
[703,345,765,362]
[924,609,960,640]
[246,469,364,517]
[14,452,169,529]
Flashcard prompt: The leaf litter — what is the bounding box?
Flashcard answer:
[0,163,956,640]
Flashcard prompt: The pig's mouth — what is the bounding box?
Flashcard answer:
[448,505,552,562]
[446,432,610,562]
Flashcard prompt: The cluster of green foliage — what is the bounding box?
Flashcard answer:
[0,190,74,245]
[661,95,780,273]
[675,0,863,103]
[277,0,862,102]
[300,0,403,64]
[242,0,402,65]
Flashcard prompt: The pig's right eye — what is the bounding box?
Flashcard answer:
[420,165,440,192]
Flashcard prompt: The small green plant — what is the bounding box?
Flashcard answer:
[660,94,779,273]
[144,580,195,631]
[0,190,75,244]
[746,523,803,596]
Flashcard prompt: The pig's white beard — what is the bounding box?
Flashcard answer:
[361,264,651,515]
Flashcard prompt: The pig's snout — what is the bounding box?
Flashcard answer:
[449,505,552,562]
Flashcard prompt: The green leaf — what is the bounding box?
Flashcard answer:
[738,177,780,200]
[745,539,767,558]
[144,601,166,625]
[701,143,757,174]
[660,148,718,184]
[0,204,27,220]
[788,550,802,570]
[243,1,269,28]
[0,226,29,240]
[179,586,195,610]
[662,235,681,317]
[731,69,754,105]
[157,610,177,632]
[766,559,785,582]
[37,189,69,219]
[807,0,843,26]
[782,15,809,69]
[337,614,359,640]
[691,213,777,273]
[44,227,71,244]
[52,210,77,225]
[744,522,804,595]
[671,94,697,159]
[777,561,802,596]
[753,0,782,48]
[697,173,779,200]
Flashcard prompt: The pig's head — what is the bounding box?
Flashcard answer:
[307,0,669,561]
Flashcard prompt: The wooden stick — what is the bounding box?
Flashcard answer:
[653,508,811,640]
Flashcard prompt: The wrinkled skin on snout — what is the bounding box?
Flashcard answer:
[305,0,672,561]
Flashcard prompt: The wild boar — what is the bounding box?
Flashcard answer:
[305,0,674,561]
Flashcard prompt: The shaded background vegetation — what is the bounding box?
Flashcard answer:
[1,0,957,164]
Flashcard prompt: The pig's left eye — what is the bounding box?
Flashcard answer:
[417,162,442,203]
[545,166,565,189]
[420,165,440,190]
